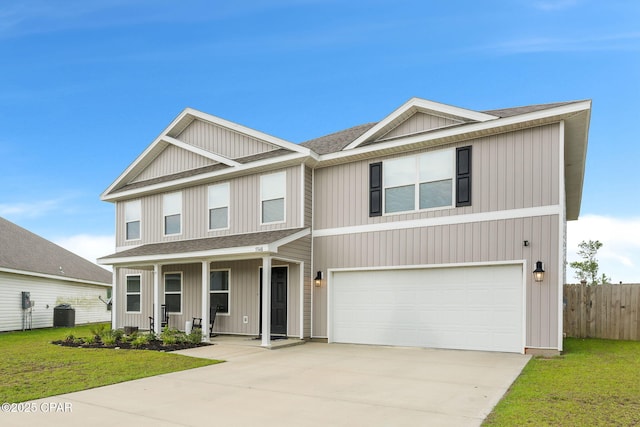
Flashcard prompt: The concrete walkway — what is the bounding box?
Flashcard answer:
[3,342,529,426]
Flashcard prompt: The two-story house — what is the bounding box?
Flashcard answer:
[98,97,591,355]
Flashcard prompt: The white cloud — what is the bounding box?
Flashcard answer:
[567,215,640,284]
[54,234,114,271]
[482,32,640,54]
[0,199,62,218]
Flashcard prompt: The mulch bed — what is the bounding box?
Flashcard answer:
[52,339,212,352]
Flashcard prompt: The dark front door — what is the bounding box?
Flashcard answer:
[260,266,287,336]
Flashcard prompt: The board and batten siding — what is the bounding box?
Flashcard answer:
[117,259,304,337]
[177,118,280,159]
[115,268,153,330]
[278,235,312,337]
[313,124,561,230]
[312,215,560,349]
[131,144,217,183]
[116,165,303,247]
[380,112,461,140]
[0,271,111,332]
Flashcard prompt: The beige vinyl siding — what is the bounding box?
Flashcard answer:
[0,271,110,332]
[116,268,153,330]
[116,166,303,246]
[278,235,312,337]
[210,259,261,335]
[177,118,279,159]
[304,166,313,228]
[119,259,304,336]
[312,215,560,349]
[131,145,217,183]
[313,124,561,230]
[380,112,461,140]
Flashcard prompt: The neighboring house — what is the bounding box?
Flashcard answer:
[0,216,112,332]
[98,97,591,355]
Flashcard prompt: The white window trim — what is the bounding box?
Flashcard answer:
[207,182,230,231]
[164,271,182,315]
[124,200,142,242]
[125,274,141,314]
[260,171,287,225]
[382,149,455,216]
[163,192,182,237]
[210,268,231,317]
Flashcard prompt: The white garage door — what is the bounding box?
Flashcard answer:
[330,264,523,353]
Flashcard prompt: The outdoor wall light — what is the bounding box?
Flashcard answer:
[314,271,323,287]
[533,261,545,282]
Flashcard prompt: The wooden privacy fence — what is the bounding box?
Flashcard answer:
[563,283,640,340]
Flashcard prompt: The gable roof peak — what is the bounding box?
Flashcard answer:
[342,97,498,151]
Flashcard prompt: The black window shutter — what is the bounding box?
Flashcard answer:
[456,146,472,207]
[369,162,382,216]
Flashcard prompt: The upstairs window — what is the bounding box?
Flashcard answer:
[210,270,230,315]
[260,171,285,224]
[383,149,454,214]
[124,200,141,241]
[208,183,229,230]
[163,192,182,235]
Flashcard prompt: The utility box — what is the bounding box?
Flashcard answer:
[53,304,75,327]
[21,291,31,309]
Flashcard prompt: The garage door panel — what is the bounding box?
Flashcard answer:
[331,265,523,353]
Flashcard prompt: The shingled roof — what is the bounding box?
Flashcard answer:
[300,122,377,154]
[0,216,112,285]
[99,228,308,263]
[299,101,585,154]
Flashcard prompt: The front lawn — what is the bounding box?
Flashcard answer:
[484,338,640,426]
[0,324,220,403]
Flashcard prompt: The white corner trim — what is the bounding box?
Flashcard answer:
[558,120,566,352]
[313,205,562,238]
[162,136,241,167]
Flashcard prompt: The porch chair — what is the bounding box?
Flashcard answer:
[192,305,221,337]
[149,304,169,332]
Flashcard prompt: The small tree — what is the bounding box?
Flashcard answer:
[569,240,608,285]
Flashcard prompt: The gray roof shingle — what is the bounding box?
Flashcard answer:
[100,228,308,261]
[299,123,377,155]
[482,100,583,118]
[0,217,112,284]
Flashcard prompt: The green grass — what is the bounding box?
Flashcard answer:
[484,338,640,426]
[0,324,220,403]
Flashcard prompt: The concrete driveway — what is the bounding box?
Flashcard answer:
[4,342,529,427]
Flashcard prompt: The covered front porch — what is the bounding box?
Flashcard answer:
[98,229,311,348]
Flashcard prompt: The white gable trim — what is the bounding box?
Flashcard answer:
[183,108,310,155]
[101,151,310,201]
[343,98,498,150]
[326,100,591,163]
[102,107,312,199]
[161,135,241,167]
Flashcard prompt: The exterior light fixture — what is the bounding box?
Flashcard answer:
[314,271,323,287]
[533,261,545,282]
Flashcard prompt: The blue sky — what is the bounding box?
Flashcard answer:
[0,0,639,282]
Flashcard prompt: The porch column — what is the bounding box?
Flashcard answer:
[261,256,272,347]
[153,264,161,335]
[201,261,210,342]
[111,267,118,330]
